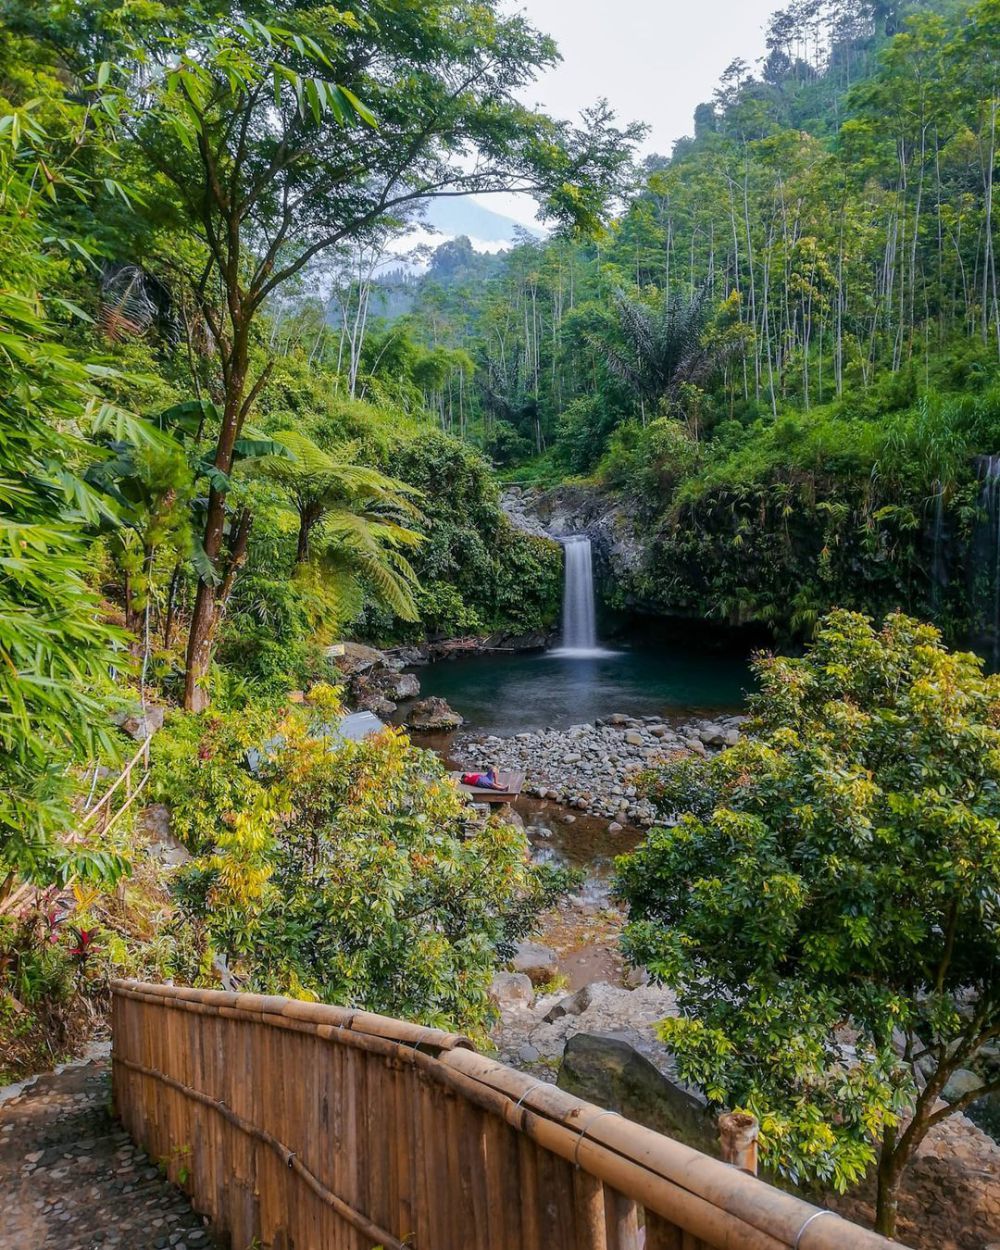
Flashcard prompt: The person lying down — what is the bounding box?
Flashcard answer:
[460,766,505,790]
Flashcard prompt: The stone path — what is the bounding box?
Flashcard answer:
[0,1051,217,1250]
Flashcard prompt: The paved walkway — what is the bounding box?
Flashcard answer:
[0,1051,217,1250]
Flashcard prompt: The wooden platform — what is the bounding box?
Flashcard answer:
[448,769,525,803]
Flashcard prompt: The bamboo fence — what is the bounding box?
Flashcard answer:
[111,981,904,1250]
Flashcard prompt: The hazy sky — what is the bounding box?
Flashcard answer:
[478,0,781,226]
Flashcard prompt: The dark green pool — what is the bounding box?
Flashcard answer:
[410,639,752,734]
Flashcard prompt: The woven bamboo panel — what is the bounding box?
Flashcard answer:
[111,982,903,1250]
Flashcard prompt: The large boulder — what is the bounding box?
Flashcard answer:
[405,697,464,732]
[381,671,420,701]
[335,641,389,676]
[557,1032,717,1156]
[943,1068,988,1103]
[490,972,535,1009]
[512,941,559,986]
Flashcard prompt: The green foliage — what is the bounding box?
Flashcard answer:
[617,610,1000,1231]
[0,64,134,896]
[592,387,1000,643]
[369,431,563,642]
[159,695,564,1034]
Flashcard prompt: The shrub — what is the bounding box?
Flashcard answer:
[160,693,568,1035]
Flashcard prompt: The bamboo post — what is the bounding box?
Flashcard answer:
[718,1114,759,1176]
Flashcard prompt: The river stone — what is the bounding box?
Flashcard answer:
[513,941,559,985]
[405,697,464,731]
[624,731,644,746]
[943,1068,986,1103]
[557,1033,717,1156]
[490,972,534,1008]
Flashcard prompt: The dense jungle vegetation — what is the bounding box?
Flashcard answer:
[0,0,632,1068]
[1,1,999,1236]
[373,0,1000,645]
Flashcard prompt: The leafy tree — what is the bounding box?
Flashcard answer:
[598,286,745,424]
[22,0,641,708]
[617,611,1000,1237]
[372,431,562,641]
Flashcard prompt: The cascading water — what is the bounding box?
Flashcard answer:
[551,536,612,658]
[972,455,1000,670]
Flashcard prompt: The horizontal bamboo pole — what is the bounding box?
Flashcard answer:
[439,1048,889,1250]
[112,980,473,1054]
[111,983,903,1250]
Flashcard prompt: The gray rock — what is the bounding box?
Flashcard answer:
[557,1033,717,1156]
[113,704,166,741]
[358,694,396,717]
[943,1068,986,1103]
[518,1044,541,1063]
[490,972,534,1008]
[543,985,594,1023]
[513,941,559,986]
[382,671,420,701]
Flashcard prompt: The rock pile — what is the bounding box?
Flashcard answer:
[458,712,745,825]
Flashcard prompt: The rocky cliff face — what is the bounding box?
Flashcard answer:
[502,484,645,597]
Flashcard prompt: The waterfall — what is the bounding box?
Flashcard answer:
[553,536,611,657]
[561,537,597,651]
[972,455,1000,669]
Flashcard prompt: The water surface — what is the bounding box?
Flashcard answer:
[411,641,751,734]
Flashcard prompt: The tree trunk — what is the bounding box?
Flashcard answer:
[874,1128,902,1239]
[183,326,251,710]
[295,505,320,564]
[183,502,253,710]
[183,577,217,712]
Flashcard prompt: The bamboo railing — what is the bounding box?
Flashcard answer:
[0,734,152,916]
[111,981,903,1250]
